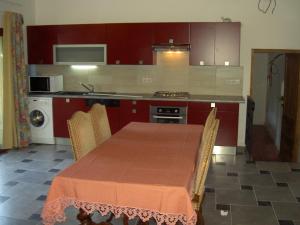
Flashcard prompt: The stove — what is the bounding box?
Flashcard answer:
[153,91,190,99]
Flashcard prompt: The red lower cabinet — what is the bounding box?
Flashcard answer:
[187,102,239,147]
[105,106,120,135]
[53,98,90,138]
[120,100,150,128]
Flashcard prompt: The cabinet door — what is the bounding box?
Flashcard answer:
[187,102,212,124]
[27,26,58,64]
[107,23,154,65]
[153,23,190,44]
[215,22,240,66]
[120,100,150,128]
[56,24,106,44]
[106,106,120,134]
[189,23,215,66]
[215,103,239,146]
[53,98,89,138]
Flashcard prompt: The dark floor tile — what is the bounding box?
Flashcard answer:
[36,195,47,201]
[292,169,300,172]
[0,196,9,204]
[254,186,296,202]
[28,213,41,221]
[260,170,271,174]
[273,202,300,221]
[258,201,271,206]
[28,150,37,154]
[216,189,256,206]
[4,181,18,187]
[54,158,64,162]
[48,169,60,173]
[227,172,238,177]
[297,197,300,203]
[277,182,289,187]
[278,220,295,225]
[205,187,215,193]
[231,205,278,225]
[21,159,33,163]
[241,185,253,190]
[44,180,52,185]
[246,160,256,164]
[216,204,230,211]
[57,150,67,153]
[14,169,26,173]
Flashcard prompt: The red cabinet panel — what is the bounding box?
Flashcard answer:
[106,106,120,134]
[56,24,106,44]
[53,98,89,138]
[187,102,211,124]
[190,23,215,66]
[215,22,240,66]
[153,23,190,44]
[215,103,239,146]
[0,28,3,36]
[120,100,150,128]
[27,25,58,64]
[107,23,154,65]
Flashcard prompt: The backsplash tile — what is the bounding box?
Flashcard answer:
[30,58,243,95]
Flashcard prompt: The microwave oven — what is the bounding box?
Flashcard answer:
[29,75,63,93]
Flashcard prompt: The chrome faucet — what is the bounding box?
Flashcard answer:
[80,82,94,92]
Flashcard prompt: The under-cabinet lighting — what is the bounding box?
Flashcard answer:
[71,65,98,70]
[0,53,3,58]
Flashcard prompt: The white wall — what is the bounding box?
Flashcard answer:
[252,53,268,125]
[33,0,300,146]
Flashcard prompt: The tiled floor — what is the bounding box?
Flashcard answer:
[0,144,299,225]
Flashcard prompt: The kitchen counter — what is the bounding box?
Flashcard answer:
[28,92,245,103]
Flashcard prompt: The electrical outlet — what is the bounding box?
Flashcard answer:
[142,77,153,84]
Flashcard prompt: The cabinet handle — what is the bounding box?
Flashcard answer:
[132,109,136,114]
[132,100,136,105]
[138,60,143,65]
[153,115,183,120]
[115,60,120,64]
[200,61,205,66]
[224,61,230,66]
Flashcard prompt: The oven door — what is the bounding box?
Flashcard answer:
[150,106,187,124]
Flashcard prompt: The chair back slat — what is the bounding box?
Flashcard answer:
[89,103,112,146]
[67,111,97,160]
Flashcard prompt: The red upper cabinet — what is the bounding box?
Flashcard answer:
[106,23,154,65]
[215,22,240,66]
[189,23,215,66]
[56,24,106,44]
[153,23,190,44]
[27,25,58,64]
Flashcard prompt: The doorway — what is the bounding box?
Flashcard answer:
[250,49,300,162]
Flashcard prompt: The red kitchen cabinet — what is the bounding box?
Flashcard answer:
[53,98,90,138]
[189,23,215,66]
[187,102,239,146]
[106,23,154,65]
[187,102,212,124]
[27,25,58,64]
[215,22,240,66]
[120,100,150,128]
[105,106,120,134]
[56,24,106,44]
[153,23,190,44]
[215,103,239,146]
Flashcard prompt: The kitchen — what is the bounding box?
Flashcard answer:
[0,1,300,225]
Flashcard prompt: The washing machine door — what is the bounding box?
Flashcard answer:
[30,109,48,128]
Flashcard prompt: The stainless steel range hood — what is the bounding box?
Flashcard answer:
[152,39,191,52]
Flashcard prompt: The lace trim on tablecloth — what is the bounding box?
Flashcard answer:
[42,197,197,225]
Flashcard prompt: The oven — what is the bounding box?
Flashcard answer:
[150,105,187,124]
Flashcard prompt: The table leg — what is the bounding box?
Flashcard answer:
[77,208,96,225]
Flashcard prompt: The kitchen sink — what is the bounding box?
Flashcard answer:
[82,92,117,96]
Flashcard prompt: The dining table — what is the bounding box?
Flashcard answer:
[42,122,204,225]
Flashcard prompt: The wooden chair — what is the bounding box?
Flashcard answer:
[89,103,111,146]
[193,119,220,225]
[67,111,97,161]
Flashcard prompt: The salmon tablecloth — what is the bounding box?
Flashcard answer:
[42,122,203,225]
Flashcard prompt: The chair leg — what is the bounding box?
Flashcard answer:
[123,215,129,225]
[77,208,96,225]
[106,212,114,223]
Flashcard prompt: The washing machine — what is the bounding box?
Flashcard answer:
[28,97,55,144]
